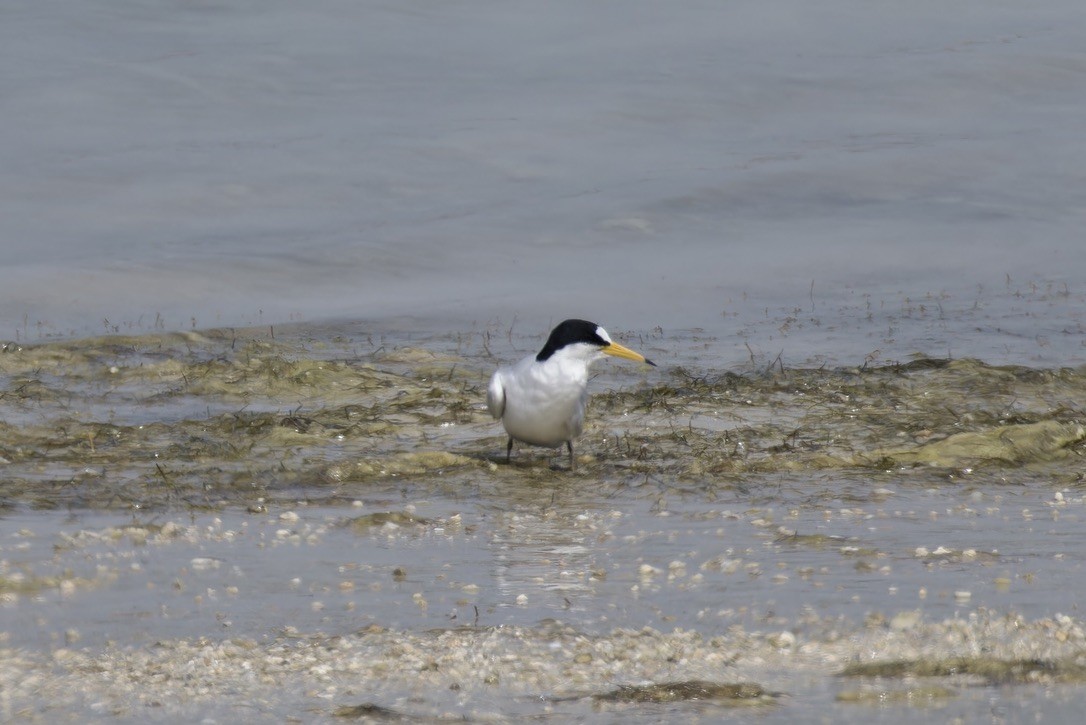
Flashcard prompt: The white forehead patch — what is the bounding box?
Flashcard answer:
[596,326,612,344]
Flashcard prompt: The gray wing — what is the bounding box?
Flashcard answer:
[486,370,506,419]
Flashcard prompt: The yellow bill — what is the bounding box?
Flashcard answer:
[603,341,656,367]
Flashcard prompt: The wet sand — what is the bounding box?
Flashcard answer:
[2,317,1085,722]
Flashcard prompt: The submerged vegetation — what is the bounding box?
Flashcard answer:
[839,656,1086,685]
[0,328,1084,511]
[591,680,776,705]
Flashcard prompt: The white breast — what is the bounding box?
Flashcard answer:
[490,353,590,448]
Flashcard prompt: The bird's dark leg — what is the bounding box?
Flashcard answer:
[506,438,514,463]
[567,440,575,472]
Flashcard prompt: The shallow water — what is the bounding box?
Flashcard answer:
[2,324,1085,721]
[3,0,1086,348]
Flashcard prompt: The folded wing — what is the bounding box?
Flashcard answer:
[486,370,506,420]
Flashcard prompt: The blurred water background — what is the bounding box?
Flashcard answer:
[3,0,1084,367]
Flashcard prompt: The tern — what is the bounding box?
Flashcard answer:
[486,319,655,471]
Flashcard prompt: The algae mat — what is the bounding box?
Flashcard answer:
[2,326,1086,722]
[2,330,1084,510]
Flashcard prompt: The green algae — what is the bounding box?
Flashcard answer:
[323,452,477,482]
[0,572,107,597]
[343,511,431,533]
[0,574,66,596]
[835,685,957,704]
[592,680,776,705]
[839,656,1086,685]
[773,531,858,550]
[856,420,1085,468]
[1,329,1084,511]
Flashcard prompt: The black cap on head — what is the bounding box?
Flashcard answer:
[536,319,607,361]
